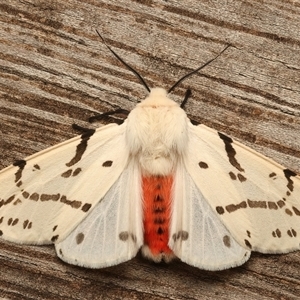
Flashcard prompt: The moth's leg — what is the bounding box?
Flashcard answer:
[180,89,199,126]
[89,108,130,125]
[72,124,95,133]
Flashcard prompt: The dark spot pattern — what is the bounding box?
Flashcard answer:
[23,220,32,229]
[247,199,267,209]
[119,231,129,241]
[272,228,281,238]
[277,200,285,208]
[246,230,251,238]
[287,229,297,237]
[22,191,30,199]
[237,173,247,182]
[13,160,26,183]
[41,193,60,201]
[61,169,72,178]
[53,225,58,231]
[244,239,252,249]
[199,161,208,169]
[269,172,277,179]
[76,233,85,244]
[51,235,59,242]
[268,202,278,210]
[119,231,136,242]
[157,227,164,235]
[216,206,225,215]
[293,206,300,216]
[66,129,95,167]
[285,208,293,216]
[61,168,82,178]
[283,169,297,192]
[73,168,82,176]
[102,160,113,167]
[172,230,189,242]
[81,203,92,212]
[0,230,2,236]
[154,217,165,224]
[223,235,231,248]
[13,198,22,205]
[225,201,247,213]
[60,195,81,209]
[0,195,16,208]
[7,218,19,226]
[229,172,236,180]
[218,132,244,172]
[30,193,39,201]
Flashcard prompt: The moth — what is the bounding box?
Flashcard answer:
[0,32,299,271]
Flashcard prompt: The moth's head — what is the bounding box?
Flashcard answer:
[138,88,178,108]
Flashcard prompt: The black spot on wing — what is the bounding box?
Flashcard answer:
[102,160,113,167]
[226,201,247,213]
[244,239,252,249]
[13,160,26,184]
[293,206,300,216]
[0,195,16,208]
[272,228,281,238]
[33,164,40,170]
[61,168,82,178]
[76,233,84,244]
[119,231,137,243]
[51,235,59,242]
[172,230,189,242]
[283,169,297,192]
[287,229,297,237]
[223,235,231,248]
[66,129,95,167]
[7,218,19,226]
[60,195,82,209]
[285,208,293,216]
[216,206,225,215]
[198,161,208,169]
[61,169,72,178]
[247,199,267,209]
[81,203,92,212]
[119,231,129,241]
[0,230,3,236]
[23,220,32,229]
[218,132,244,172]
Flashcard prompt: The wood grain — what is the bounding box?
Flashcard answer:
[0,0,300,299]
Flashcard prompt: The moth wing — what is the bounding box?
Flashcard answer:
[0,123,129,244]
[55,159,143,268]
[183,123,300,253]
[169,163,251,271]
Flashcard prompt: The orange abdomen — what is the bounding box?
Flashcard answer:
[142,175,174,257]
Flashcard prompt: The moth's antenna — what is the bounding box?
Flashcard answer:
[96,30,151,93]
[168,44,231,94]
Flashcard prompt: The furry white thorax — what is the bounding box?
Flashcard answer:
[126,88,189,176]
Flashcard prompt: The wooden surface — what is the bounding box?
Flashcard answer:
[0,0,300,299]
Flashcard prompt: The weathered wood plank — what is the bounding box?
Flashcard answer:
[0,0,300,299]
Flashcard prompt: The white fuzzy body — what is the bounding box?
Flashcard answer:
[126,88,188,176]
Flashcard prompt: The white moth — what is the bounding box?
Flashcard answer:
[0,34,299,271]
